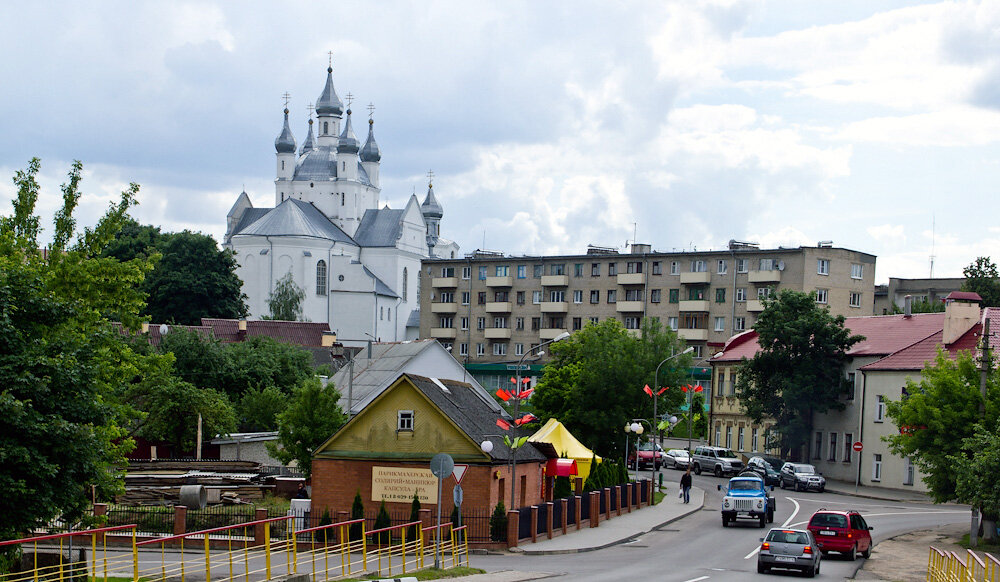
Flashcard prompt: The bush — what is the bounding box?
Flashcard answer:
[553,475,572,499]
[349,491,364,541]
[406,492,421,541]
[373,500,391,545]
[489,501,507,542]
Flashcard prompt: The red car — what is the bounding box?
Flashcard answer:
[628,443,664,470]
[806,509,874,559]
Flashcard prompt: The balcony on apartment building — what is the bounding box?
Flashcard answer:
[677,328,709,341]
[484,328,512,339]
[540,327,570,340]
[485,302,512,313]
[430,327,457,339]
[541,275,570,287]
[748,270,781,284]
[746,300,765,312]
[617,273,645,286]
[432,276,458,288]
[678,300,710,312]
[486,276,513,287]
[540,301,569,313]
[680,272,711,285]
[430,302,458,314]
[616,301,645,313]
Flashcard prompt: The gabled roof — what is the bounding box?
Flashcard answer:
[361,265,399,298]
[946,291,983,302]
[234,198,356,244]
[861,307,1000,372]
[201,318,332,346]
[354,208,404,247]
[233,208,271,235]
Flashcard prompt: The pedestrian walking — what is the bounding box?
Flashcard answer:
[680,467,692,504]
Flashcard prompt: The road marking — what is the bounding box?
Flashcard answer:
[682,577,709,582]
[745,497,801,560]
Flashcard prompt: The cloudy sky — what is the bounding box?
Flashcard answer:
[2,0,999,282]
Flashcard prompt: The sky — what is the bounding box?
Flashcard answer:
[2,0,999,284]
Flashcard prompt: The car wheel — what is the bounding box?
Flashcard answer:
[722,516,729,527]
[759,514,766,528]
[806,563,816,578]
[846,544,857,560]
[767,508,774,523]
[795,481,802,492]
[815,561,820,575]
[862,542,872,559]
[757,562,768,574]
[694,464,702,475]
[779,478,785,489]
[714,465,723,478]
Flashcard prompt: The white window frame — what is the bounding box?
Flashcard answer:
[715,425,722,447]
[515,343,524,356]
[828,432,838,462]
[714,316,725,332]
[397,410,414,431]
[850,292,862,308]
[872,454,882,482]
[717,260,727,274]
[461,266,471,280]
[737,427,745,451]
[851,263,863,279]
[875,395,885,422]
[460,317,469,331]
[459,343,468,356]
[751,428,759,452]
[904,457,915,485]
[691,260,707,273]
[725,426,733,449]
[817,258,830,276]
[493,343,507,356]
[670,261,679,275]
[736,258,748,273]
[735,288,747,302]
[532,290,542,304]
[734,317,746,332]
[476,343,485,356]
[668,316,679,331]
[573,290,583,304]
[816,289,828,304]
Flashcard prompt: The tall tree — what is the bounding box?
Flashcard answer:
[952,421,1000,542]
[735,289,864,460]
[264,272,306,321]
[0,158,152,539]
[962,256,1000,307]
[266,377,347,477]
[531,318,691,458]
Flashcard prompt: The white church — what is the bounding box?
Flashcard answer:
[224,64,458,347]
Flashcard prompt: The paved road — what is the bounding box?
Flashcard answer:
[473,473,968,581]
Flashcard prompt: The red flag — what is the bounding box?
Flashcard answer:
[681,385,688,393]
[515,413,538,426]
[694,385,704,392]
[496,418,511,430]
[510,377,518,384]
[657,387,668,396]
[521,377,531,384]
[643,384,653,397]
[495,388,511,402]
[517,388,533,400]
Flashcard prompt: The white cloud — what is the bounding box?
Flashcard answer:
[838,107,1000,146]
[867,224,907,247]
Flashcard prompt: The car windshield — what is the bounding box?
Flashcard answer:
[671,450,688,457]
[730,480,762,491]
[793,464,816,474]
[767,530,809,544]
[717,449,738,459]
[639,444,657,451]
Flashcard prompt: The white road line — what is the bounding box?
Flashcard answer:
[682,577,710,582]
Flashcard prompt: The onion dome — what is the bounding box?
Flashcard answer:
[274,108,297,153]
[337,109,359,154]
[300,118,316,155]
[421,182,443,218]
[360,118,381,162]
[315,66,344,116]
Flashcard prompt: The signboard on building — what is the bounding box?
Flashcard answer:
[371,466,439,503]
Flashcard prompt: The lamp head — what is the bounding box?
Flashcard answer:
[554,331,571,342]
[630,422,642,434]
[682,346,694,355]
[669,415,678,424]
[480,440,494,454]
[624,423,632,433]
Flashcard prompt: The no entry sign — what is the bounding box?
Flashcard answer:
[853,441,864,452]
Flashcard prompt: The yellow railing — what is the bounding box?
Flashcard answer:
[928,546,1000,582]
[0,524,138,582]
[420,522,470,571]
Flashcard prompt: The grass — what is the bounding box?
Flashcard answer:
[341,566,486,580]
[958,533,1000,551]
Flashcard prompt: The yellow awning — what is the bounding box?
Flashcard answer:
[528,418,602,481]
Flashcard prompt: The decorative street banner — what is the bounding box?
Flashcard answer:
[371,466,438,503]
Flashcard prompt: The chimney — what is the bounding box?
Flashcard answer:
[321,331,338,347]
[903,295,912,318]
[943,292,982,345]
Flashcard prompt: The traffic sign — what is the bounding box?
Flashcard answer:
[453,484,463,507]
[430,453,454,478]
[453,464,469,484]
[853,441,863,452]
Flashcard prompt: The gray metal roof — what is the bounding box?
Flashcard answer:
[360,118,381,162]
[421,184,443,218]
[362,265,399,298]
[235,198,356,244]
[354,208,403,247]
[233,207,271,234]
[315,67,344,116]
[293,146,337,181]
[274,108,297,153]
[405,309,421,328]
[337,111,359,154]
[299,119,315,155]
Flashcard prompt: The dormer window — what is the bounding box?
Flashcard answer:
[398,410,414,431]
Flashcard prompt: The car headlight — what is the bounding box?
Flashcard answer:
[724,499,731,508]
[756,500,764,509]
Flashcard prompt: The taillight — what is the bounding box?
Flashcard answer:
[803,545,813,554]
[762,542,770,550]
[847,532,853,539]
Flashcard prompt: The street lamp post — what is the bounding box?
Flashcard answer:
[625,419,654,501]
[653,346,693,491]
[509,331,570,511]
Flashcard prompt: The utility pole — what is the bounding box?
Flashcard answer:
[972,317,991,548]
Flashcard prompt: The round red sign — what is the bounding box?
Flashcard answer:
[852,441,863,452]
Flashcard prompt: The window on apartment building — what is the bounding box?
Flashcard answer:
[493,343,507,356]
[573,290,583,303]
[668,317,678,331]
[688,287,705,300]
[533,264,543,278]
[625,289,643,301]
[608,263,618,276]
[715,317,726,332]
[850,292,862,308]
[590,290,600,304]
[516,291,525,305]
[607,289,617,303]
[573,317,582,331]
[494,291,508,302]
[691,260,707,272]
[650,289,661,303]
[397,410,414,431]
[717,260,727,274]
[495,265,509,276]
[550,290,565,302]
[652,261,662,275]
[590,317,599,324]
[515,317,524,330]
[439,316,454,328]
[726,426,733,449]
[816,288,828,304]
[574,263,584,277]
[715,425,722,447]
[494,316,508,329]
[478,292,486,305]
[591,263,600,276]
[738,427,745,451]
[461,266,471,279]
[669,289,679,303]
[459,343,468,356]
[532,291,542,304]
[442,267,455,277]
[441,291,455,303]
[759,258,775,271]
[624,316,641,329]
[670,261,679,275]
[461,291,470,305]
[844,433,853,463]
[734,316,746,332]
[735,288,746,302]
[517,265,527,279]
[550,264,565,275]
[549,316,564,329]
[751,428,759,452]
[715,288,726,303]
[904,457,915,485]
[515,343,524,356]
[736,258,748,273]
[851,263,864,279]
[478,266,487,280]
[460,317,469,330]
[531,317,541,331]
[829,433,838,462]
[846,372,855,400]
[876,395,885,422]
[872,454,882,482]
[757,287,772,300]
[813,432,823,459]
[627,261,643,274]
[476,343,485,356]
[477,317,485,330]
[692,345,703,358]
[817,259,830,275]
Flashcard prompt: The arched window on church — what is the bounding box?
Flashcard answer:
[402,268,408,302]
[281,160,285,170]
[323,121,329,134]
[316,260,327,295]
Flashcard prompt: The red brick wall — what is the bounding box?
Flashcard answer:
[312,458,546,516]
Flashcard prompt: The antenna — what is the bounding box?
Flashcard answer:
[632,222,637,246]
[929,214,936,278]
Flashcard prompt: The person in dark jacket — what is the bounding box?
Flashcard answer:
[680,467,692,503]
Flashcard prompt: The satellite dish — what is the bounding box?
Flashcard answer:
[777,260,785,271]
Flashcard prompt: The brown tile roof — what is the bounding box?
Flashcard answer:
[200,318,332,346]
[861,307,1000,371]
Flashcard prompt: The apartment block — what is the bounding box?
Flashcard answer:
[419,241,876,385]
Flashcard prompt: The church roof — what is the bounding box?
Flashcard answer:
[232,208,271,235]
[421,183,443,218]
[235,198,355,244]
[292,145,372,186]
[299,119,315,155]
[362,264,399,298]
[337,110,360,154]
[405,309,421,328]
[315,66,344,116]
[274,108,296,153]
[354,208,404,247]
[360,118,381,162]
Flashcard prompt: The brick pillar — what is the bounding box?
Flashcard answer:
[589,492,599,528]
[530,506,538,543]
[93,504,108,542]
[173,506,187,536]
[625,484,632,513]
[506,510,519,548]
[574,495,582,530]
[545,502,554,539]
[574,477,583,496]
[560,499,568,536]
[254,507,268,546]
[419,509,432,547]
[603,488,611,521]
[615,485,622,516]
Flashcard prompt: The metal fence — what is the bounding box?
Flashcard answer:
[105,506,174,536]
[927,546,1000,582]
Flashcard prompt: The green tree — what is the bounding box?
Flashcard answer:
[736,289,864,460]
[952,421,1000,542]
[223,335,315,397]
[349,491,365,541]
[374,500,391,544]
[532,318,691,459]
[962,256,1000,307]
[158,328,229,391]
[0,158,152,540]
[407,492,421,541]
[127,372,236,454]
[891,298,945,313]
[237,386,289,431]
[264,272,306,321]
[489,501,507,542]
[266,378,347,477]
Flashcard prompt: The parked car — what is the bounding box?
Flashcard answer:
[745,456,781,486]
[717,472,775,527]
[779,463,826,492]
[691,445,744,477]
[664,449,690,470]
[806,509,874,559]
[757,528,821,577]
[757,455,788,473]
[627,443,663,470]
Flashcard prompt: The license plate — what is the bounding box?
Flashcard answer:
[819,530,836,536]
[775,556,795,563]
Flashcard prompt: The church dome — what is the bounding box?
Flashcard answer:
[315,67,344,116]
[337,110,360,154]
[274,108,297,154]
[421,183,443,219]
[293,146,337,181]
[360,118,381,162]
[299,118,316,156]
